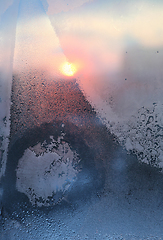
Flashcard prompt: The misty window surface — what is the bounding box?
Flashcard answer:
[0,0,163,239]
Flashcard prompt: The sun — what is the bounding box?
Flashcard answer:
[60,62,77,76]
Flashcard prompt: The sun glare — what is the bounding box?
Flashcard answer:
[60,62,77,76]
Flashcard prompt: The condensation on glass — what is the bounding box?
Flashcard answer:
[0,0,163,239]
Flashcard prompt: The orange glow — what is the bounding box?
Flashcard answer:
[60,62,77,76]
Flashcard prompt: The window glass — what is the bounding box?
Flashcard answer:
[0,0,163,239]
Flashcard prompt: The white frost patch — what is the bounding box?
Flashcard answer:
[104,103,163,169]
[16,137,81,207]
[125,138,133,152]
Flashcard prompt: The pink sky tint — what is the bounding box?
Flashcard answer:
[46,0,93,15]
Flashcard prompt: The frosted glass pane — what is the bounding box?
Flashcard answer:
[0,0,19,178]
[1,0,163,239]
